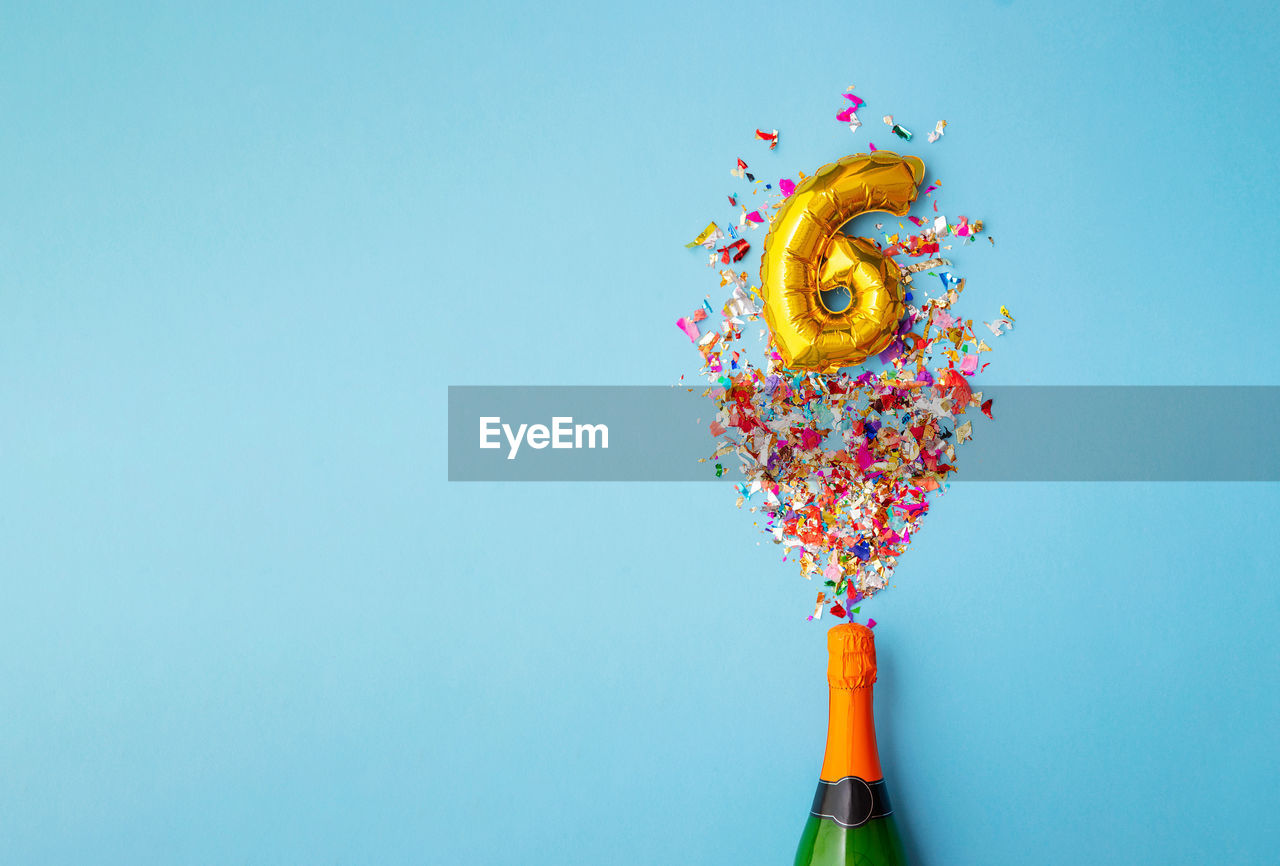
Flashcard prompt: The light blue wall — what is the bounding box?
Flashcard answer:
[1,1,1277,863]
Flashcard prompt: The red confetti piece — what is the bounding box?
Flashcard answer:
[754,128,779,150]
[715,239,750,263]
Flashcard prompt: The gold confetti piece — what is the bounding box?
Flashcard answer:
[810,592,826,619]
[685,222,718,248]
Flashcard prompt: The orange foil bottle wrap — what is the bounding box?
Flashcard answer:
[794,623,908,865]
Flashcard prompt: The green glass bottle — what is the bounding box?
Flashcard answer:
[794,623,908,866]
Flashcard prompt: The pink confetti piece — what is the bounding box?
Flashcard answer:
[676,318,700,341]
[856,443,874,470]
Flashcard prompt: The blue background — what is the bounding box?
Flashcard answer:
[2,1,1279,863]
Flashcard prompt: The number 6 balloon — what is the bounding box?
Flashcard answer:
[760,151,926,371]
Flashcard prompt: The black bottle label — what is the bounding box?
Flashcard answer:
[809,776,893,829]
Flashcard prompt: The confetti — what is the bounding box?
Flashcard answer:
[685,222,719,248]
[984,318,1014,337]
[837,89,864,133]
[755,128,779,150]
[882,115,912,141]
[715,239,750,263]
[808,592,827,621]
[679,85,1010,622]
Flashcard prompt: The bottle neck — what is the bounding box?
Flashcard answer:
[819,684,883,783]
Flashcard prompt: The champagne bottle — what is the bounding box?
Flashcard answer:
[794,623,908,866]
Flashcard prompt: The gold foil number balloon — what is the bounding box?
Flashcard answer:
[760,151,926,371]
